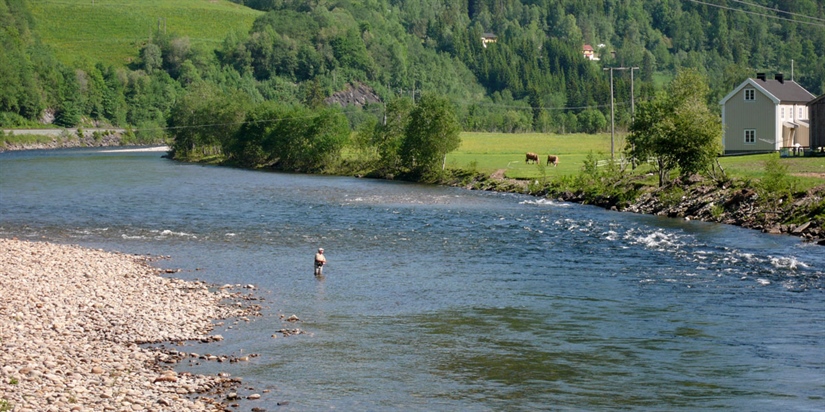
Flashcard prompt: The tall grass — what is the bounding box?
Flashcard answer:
[30,0,261,67]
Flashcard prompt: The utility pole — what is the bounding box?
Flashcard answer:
[603,66,639,159]
[604,67,615,159]
[630,67,637,120]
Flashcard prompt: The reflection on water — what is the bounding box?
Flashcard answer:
[412,306,761,409]
[1,148,824,411]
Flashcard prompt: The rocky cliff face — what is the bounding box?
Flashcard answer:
[325,82,382,107]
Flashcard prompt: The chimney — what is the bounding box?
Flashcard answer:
[756,73,766,81]
[775,73,784,84]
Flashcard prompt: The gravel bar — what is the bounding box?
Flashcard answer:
[0,238,250,411]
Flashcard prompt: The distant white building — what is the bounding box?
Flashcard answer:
[481,33,497,48]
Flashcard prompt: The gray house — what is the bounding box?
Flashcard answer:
[808,93,825,151]
[720,73,815,155]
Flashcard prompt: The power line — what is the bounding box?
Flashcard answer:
[469,102,626,111]
[725,0,825,24]
[684,0,825,28]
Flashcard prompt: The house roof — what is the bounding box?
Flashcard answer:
[583,44,594,51]
[757,79,815,103]
[720,78,815,106]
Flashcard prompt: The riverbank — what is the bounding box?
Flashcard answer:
[442,168,825,246]
[0,128,170,152]
[0,238,256,411]
[0,129,126,151]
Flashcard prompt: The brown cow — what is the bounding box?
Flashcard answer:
[546,155,559,167]
[525,152,539,164]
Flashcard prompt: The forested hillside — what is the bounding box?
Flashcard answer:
[2,0,825,136]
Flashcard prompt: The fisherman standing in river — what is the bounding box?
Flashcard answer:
[314,248,326,276]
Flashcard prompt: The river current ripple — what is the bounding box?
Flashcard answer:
[1,148,823,411]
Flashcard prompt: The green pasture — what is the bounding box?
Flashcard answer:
[446,131,625,179]
[717,153,825,188]
[29,0,261,67]
[446,132,825,188]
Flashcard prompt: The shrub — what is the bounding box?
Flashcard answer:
[710,203,725,220]
[757,155,798,212]
[658,185,685,208]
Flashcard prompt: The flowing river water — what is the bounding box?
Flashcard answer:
[1,148,823,411]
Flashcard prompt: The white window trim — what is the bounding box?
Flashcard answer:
[744,129,756,144]
[744,89,755,101]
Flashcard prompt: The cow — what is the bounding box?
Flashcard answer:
[525,152,539,164]
[546,155,559,167]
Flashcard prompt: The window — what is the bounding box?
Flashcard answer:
[744,129,755,144]
[799,107,804,119]
[744,89,755,101]
[781,107,784,118]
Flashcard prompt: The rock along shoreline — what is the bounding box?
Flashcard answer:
[0,238,256,411]
[452,169,825,245]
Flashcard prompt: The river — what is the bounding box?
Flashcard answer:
[1,148,823,411]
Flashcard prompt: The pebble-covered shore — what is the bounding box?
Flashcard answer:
[0,238,250,411]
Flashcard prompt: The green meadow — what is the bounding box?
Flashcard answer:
[29,0,261,67]
[446,131,622,178]
[447,132,825,188]
[447,131,629,179]
[716,153,825,183]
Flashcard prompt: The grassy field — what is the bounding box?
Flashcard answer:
[29,0,262,67]
[445,132,623,178]
[447,132,825,188]
[717,153,825,181]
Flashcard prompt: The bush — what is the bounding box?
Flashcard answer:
[757,154,798,211]
[658,185,685,208]
[0,111,42,128]
[122,121,166,145]
[711,203,725,219]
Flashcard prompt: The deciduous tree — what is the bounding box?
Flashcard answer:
[627,69,722,187]
[400,93,461,174]
[169,82,250,158]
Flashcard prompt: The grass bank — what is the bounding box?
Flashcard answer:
[30,0,261,67]
[1,131,56,148]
